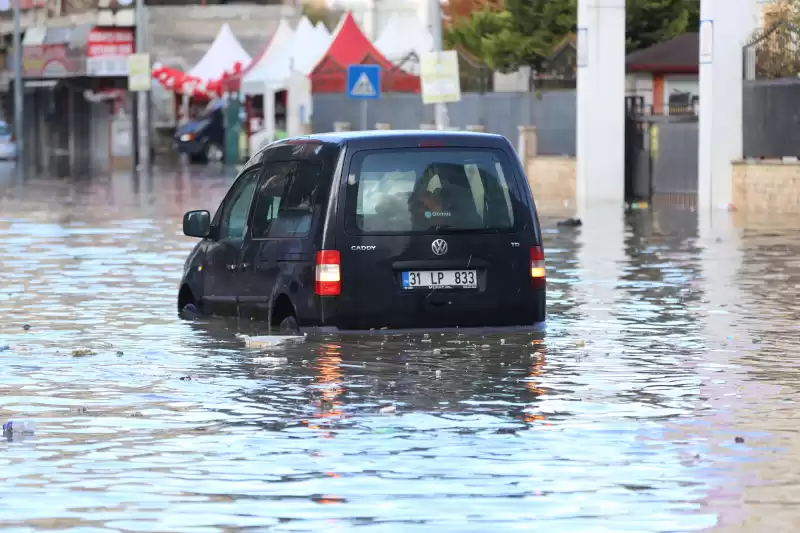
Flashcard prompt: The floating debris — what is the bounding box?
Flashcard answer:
[379,405,397,415]
[245,335,305,349]
[735,436,745,444]
[251,356,289,365]
[557,218,583,227]
[22,324,31,331]
[71,348,97,357]
[435,370,442,379]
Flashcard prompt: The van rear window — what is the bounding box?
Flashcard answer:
[345,148,517,234]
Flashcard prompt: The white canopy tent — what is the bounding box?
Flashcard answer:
[240,19,295,95]
[244,16,332,153]
[374,13,433,75]
[188,23,252,83]
[314,21,330,37]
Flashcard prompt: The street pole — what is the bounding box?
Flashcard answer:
[360,99,367,130]
[134,0,149,172]
[429,0,448,130]
[12,0,23,178]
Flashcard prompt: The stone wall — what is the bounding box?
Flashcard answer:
[732,160,800,215]
[526,156,576,207]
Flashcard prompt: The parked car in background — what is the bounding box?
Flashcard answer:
[0,121,17,160]
[173,100,224,163]
[178,130,546,334]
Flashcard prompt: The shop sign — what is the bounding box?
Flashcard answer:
[23,43,77,78]
[86,29,134,77]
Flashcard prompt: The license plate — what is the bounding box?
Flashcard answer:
[402,270,477,289]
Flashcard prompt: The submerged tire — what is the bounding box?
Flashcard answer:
[181,302,202,319]
[278,316,300,334]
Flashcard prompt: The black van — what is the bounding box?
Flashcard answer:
[179,131,546,333]
[174,100,225,163]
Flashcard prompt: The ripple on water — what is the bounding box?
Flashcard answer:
[0,172,799,531]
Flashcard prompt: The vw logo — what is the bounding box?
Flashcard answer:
[431,239,448,256]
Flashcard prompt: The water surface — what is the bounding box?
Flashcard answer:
[1,167,799,532]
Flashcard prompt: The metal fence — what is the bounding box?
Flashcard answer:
[743,78,800,158]
[311,90,577,156]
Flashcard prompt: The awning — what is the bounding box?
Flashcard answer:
[22,24,92,79]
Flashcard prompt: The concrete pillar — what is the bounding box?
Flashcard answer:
[375,122,391,130]
[334,121,352,132]
[697,0,761,214]
[517,125,538,163]
[263,87,275,140]
[419,123,436,130]
[576,0,626,210]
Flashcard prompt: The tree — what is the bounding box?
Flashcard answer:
[625,0,697,52]
[301,1,343,31]
[442,0,504,24]
[444,0,576,74]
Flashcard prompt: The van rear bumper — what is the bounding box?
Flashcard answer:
[304,322,546,336]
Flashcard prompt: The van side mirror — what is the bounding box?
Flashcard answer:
[183,210,211,238]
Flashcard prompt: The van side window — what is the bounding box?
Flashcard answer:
[217,168,260,241]
[268,161,323,238]
[250,162,293,239]
[250,161,323,239]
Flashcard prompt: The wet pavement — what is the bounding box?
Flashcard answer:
[1,165,799,532]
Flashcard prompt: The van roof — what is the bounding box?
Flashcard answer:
[261,130,512,153]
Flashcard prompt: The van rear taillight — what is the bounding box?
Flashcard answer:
[530,246,546,289]
[315,250,341,296]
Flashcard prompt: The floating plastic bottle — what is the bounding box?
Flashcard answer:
[3,420,36,435]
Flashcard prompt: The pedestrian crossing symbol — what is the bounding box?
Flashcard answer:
[351,73,376,97]
[347,65,381,100]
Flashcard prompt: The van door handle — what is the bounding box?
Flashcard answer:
[226,264,237,271]
[240,262,250,270]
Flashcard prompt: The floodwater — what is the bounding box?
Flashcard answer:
[1,165,799,532]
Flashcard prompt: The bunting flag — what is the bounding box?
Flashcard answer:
[151,61,244,99]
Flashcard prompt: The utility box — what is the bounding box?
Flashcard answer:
[224,95,241,165]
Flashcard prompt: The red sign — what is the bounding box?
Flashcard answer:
[87,29,134,58]
[22,44,76,78]
[19,0,48,9]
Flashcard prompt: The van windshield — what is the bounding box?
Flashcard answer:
[345,148,518,234]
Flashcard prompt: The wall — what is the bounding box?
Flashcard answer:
[526,156,577,214]
[625,72,653,109]
[742,79,800,158]
[494,67,532,92]
[311,90,577,156]
[732,160,800,215]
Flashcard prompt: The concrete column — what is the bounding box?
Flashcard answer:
[697,0,760,214]
[518,125,538,163]
[375,122,391,130]
[576,0,626,211]
[263,87,275,140]
[334,121,352,132]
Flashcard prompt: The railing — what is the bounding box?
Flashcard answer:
[742,19,800,157]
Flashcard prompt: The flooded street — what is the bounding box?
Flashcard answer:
[1,166,799,532]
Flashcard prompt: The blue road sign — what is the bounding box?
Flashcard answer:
[347,65,381,100]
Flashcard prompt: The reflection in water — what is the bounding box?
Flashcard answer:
[0,168,798,531]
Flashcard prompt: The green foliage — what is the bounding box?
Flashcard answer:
[444,0,576,73]
[625,0,699,53]
[445,0,702,71]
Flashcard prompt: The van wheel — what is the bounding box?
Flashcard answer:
[178,285,203,318]
[278,316,300,335]
[205,143,223,163]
